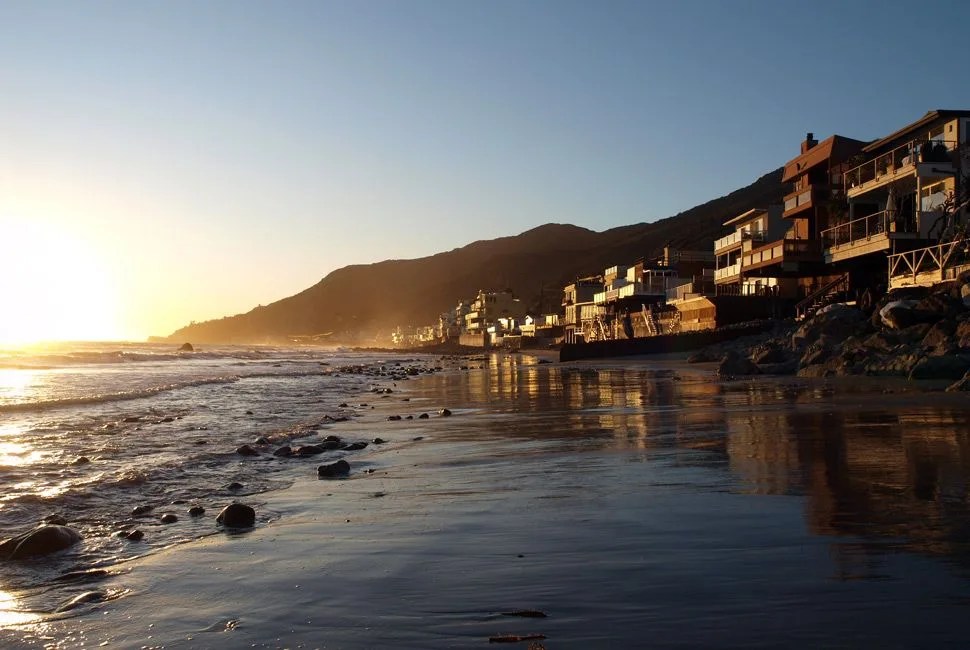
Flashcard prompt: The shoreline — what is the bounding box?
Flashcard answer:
[7,354,970,648]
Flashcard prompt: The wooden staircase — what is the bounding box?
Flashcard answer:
[795,273,850,321]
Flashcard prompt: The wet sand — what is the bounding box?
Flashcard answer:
[7,355,970,648]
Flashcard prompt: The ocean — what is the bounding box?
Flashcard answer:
[5,346,970,647]
[0,342,453,613]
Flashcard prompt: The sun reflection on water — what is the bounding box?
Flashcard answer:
[0,589,40,626]
[0,368,36,403]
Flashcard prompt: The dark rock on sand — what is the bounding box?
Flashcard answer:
[72,456,91,466]
[235,444,259,457]
[131,505,154,516]
[438,408,452,417]
[254,436,271,445]
[227,482,244,491]
[294,444,325,457]
[418,413,429,419]
[908,354,970,381]
[43,515,68,526]
[372,437,386,444]
[717,350,760,377]
[324,435,341,443]
[160,513,178,524]
[216,503,256,528]
[946,370,970,392]
[1,525,83,560]
[179,342,194,352]
[318,460,351,478]
[125,529,144,541]
[188,506,205,517]
[342,442,368,451]
[273,445,293,457]
[387,415,402,421]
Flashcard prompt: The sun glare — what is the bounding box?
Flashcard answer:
[0,219,121,345]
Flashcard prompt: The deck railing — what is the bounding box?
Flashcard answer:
[821,211,889,249]
[888,238,969,288]
[843,138,956,190]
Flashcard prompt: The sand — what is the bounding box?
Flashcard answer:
[7,354,970,648]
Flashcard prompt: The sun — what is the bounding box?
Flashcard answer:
[0,219,122,345]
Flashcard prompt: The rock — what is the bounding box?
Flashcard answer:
[881,302,926,330]
[55,590,106,612]
[320,440,341,450]
[387,415,402,421]
[908,354,970,381]
[418,413,429,419]
[373,437,386,444]
[131,505,154,516]
[254,436,270,445]
[72,456,91,466]
[956,320,970,348]
[179,342,194,352]
[294,444,325,457]
[897,323,933,344]
[216,503,256,529]
[318,460,351,478]
[43,515,68,526]
[235,444,259,457]
[961,283,970,309]
[716,350,760,377]
[751,344,789,365]
[273,445,293,457]
[686,349,718,363]
[1,525,83,560]
[342,442,368,451]
[324,435,341,442]
[946,370,970,391]
[756,359,798,375]
[338,402,348,408]
[793,305,865,348]
[160,513,178,524]
[438,408,453,417]
[122,529,144,541]
[922,320,958,353]
[915,293,964,322]
[863,330,902,353]
[245,410,254,415]
[188,506,205,517]
[227,482,244,491]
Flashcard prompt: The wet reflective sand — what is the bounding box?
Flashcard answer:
[5,355,970,648]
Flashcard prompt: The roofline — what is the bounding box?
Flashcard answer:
[723,207,766,227]
[862,109,970,152]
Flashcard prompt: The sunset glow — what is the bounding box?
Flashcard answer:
[0,220,122,345]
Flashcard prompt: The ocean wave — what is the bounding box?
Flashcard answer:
[0,347,279,370]
[0,376,242,414]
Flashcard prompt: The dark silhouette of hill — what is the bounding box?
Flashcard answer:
[168,168,785,343]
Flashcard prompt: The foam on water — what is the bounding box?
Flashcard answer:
[0,342,438,602]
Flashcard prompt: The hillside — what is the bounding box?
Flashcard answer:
[168,168,786,344]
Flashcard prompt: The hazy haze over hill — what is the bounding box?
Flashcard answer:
[168,168,785,344]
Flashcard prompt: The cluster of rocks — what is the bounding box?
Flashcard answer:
[694,275,970,390]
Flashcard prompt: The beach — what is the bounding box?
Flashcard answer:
[4,351,970,648]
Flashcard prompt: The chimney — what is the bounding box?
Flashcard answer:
[800,132,818,154]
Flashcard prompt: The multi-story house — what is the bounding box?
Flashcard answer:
[463,289,526,333]
[835,110,970,271]
[713,206,791,296]
[562,276,602,344]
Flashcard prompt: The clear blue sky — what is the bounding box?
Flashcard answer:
[1,0,969,339]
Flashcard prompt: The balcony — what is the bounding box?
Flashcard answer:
[714,260,741,283]
[714,230,765,254]
[782,184,827,218]
[843,138,956,198]
[742,239,819,272]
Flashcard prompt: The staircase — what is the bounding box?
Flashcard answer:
[795,273,850,321]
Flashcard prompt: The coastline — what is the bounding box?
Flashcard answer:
[8,353,970,648]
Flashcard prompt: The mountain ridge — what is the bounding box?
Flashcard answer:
[168,168,786,343]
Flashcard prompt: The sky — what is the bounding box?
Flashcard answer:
[1,0,969,343]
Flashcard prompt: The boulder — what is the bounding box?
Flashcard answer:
[686,348,718,363]
[179,342,194,352]
[908,354,970,381]
[438,408,453,417]
[318,460,351,478]
[272,445,293,457]
[1,525,82,560]
[946,370,970,391]
[188,506,205,517]
[294,444,325,457]
[750,344,789,365]
[216,503,256,529]
[716,350,760,377]
[793,305,865,348]
[160,513,178,524]
[131,505,153,516]
[235,445,259,457]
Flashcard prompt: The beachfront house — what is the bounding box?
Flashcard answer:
[563,276,603,344]
[714,207,790,296]
[838,111,970,292]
